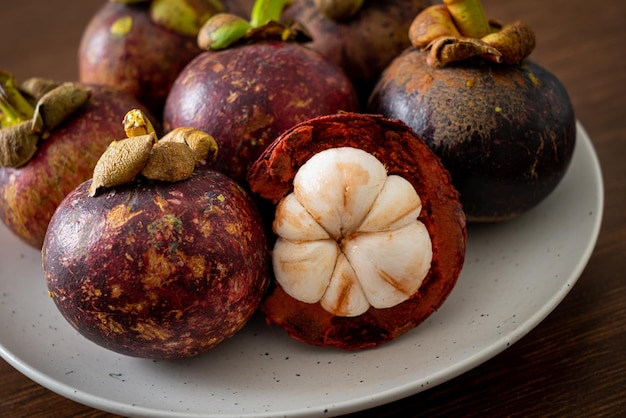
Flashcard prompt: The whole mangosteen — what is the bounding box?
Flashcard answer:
[43,121,269,359]
[0,70,154,248]
[282,0,432,106]
[368,0,576,222]
[78,0,224,118]
[163,0,360,185]
[247,112,466,350]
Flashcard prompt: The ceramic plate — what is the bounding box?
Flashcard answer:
[0,122,603,418]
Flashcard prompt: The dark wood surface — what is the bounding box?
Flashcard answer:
[1,1,624,417]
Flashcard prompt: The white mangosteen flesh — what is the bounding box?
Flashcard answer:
[272,147,433,317]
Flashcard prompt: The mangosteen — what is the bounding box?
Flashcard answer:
[368,0,576,222]
[163,0,360,185]
[0,70,154,248]
[42,118,269,359]
[78,0,224,118]
[247,112,466,350]
[281,0,432,106]
[224,0,256,17]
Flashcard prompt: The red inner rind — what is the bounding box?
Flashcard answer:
[247,112,467,350]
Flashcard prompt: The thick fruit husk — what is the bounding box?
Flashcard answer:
[247,112,466,350]
[224,0,255,18]
[282,0,432,105]
[368,51,576,222]
[0,86,152,249]
[43,170,269,359]
[163,41,359,185]
[78,2,203,118]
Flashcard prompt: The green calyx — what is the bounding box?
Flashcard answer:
[197,0,306,51]
[0,70,91,168]
[0,70,35,127]
[250,0,292,28]
[198,14,252,50]
[150,0,225,38]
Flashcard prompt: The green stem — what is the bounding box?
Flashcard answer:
[250,0,292,28]
[0,70,35,128]
[442,0,491,38]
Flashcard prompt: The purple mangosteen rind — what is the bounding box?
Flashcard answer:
[0,83,155,249]
[281,0,433,104]
[43,170,270,359]
[163,40,359,185]
[78,1,205,118]
[368,51,576,222]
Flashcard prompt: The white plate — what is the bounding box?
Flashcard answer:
[0,122,603,418]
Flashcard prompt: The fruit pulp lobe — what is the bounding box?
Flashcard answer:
[273,147,432,317]
[43,170,270,359]
[247,112,466,349]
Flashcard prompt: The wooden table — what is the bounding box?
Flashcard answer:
[1,1,624,416]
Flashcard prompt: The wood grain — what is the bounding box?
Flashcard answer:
[1,0,624,417]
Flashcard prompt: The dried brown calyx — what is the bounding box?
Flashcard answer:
[89,109,218,196]
[409,0,536,67]
[0,70,91,168]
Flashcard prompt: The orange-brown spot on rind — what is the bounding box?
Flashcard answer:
[106,203,144,230]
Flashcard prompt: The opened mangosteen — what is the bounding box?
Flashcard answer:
[163,0,360,185]
[43,113,269,359]
[282,0,432,106]
[0,70,154,249]
[368,0,576,222]
[78,0,225,118]
[247,112,466,350]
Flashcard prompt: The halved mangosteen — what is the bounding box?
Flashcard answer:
[247,112,466,350]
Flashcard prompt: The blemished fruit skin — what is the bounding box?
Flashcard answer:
[78,1,203,118]
[282,0,432,105]
[0,85,153,249]
[368,51,576,222]
[247,112,466,350]
[43,170,270,359]
[163,41,360,185]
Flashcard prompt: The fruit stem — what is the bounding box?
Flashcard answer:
[0,70,34,128]
[123,109,157,138]
[250,0,292,28]
[442,0,491,38]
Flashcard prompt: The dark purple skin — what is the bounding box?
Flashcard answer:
[282,0,432,105]
[368,51,576,222]
[163,41,360,185]
[0,85,153,249]
[43,170,270,359]
[224,0,256,18]
[78,2,203,119]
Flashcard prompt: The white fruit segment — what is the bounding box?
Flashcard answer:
[272,147,433,317]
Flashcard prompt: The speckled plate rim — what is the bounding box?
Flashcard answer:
[0,121,603,418]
